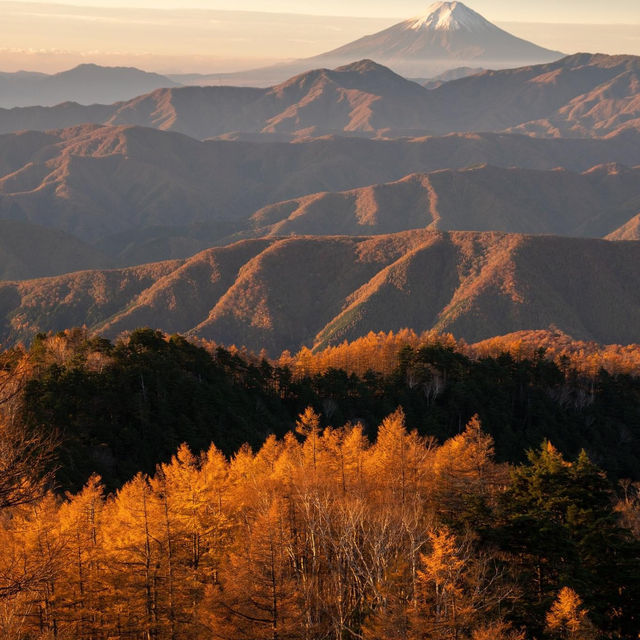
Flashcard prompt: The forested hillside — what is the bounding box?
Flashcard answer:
[3,5,640,640]
[4,231,640,352]
[2,328,639,493]
[1,344,639,638]
[4,125,640,278]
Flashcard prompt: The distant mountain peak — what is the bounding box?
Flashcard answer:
[334,59,396,74]
[308,0,562,79]
[0,63,180,108]
[407,1,495,32]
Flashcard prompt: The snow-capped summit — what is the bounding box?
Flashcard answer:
[312,1,563,77]
[202,2,564,87]
[408,2,497,32]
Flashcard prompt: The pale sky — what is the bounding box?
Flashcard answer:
[2,0,640,73]
[6,0,640,21]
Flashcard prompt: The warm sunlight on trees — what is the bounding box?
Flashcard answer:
[0,405,637,639]
[545,587,596,640]
[414,527,514,640]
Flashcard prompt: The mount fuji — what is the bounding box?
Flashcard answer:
[177,2,563,86]
[314,1,563,76]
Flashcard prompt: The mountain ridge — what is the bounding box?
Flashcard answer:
[2,231,640,353]
[0,64,181,109]
[3,124,640,277]
[247,164,640,240]
[1,54,640,139]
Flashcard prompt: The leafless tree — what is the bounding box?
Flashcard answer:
[0,353,59,602]
[0,352,58,511]
[0,419,58,511]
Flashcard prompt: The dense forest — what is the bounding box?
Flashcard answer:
[8,328,640,491]
[1,328,640,639]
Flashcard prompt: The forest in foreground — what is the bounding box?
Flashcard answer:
[1,328,640,639]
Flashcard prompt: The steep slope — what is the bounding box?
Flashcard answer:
[2,55,640,139]
[3,125,640,275]
[0,260,182,346]
[249,164,640,239]
[607,214,640,241]
[515,71,640,137]
[0,64,180,108]
[1,232,640,352]
[429,53,640,137]
[258,60,432,135]
[97,240,273,337]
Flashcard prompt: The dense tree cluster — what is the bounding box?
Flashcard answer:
[1,410,638,639]
[12,328,640,492]
[1,329,640,638]
[19,329,300,491]
[278,330,640,379]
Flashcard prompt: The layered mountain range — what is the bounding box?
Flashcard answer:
[1,2,559,102]
[1,54,640,139]
[2,124,640,278]
[247,164,640,240]
[2,231,639,353]
[1,3,639,354]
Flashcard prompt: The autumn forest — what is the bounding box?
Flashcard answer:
[1,329,640,640]
[5,0,640,638]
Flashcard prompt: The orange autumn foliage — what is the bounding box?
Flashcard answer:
[0,412,519,640]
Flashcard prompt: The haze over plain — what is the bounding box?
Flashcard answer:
[2,0,640,73]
